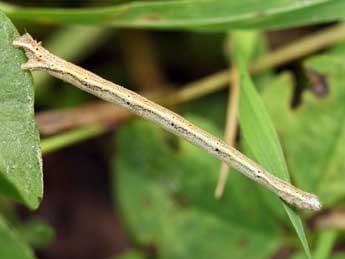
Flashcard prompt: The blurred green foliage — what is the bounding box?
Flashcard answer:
[0,0,345,258]
[113,116,282,259]
[0,216,36,259]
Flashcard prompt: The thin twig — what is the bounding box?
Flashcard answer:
[176,23,345,103]
[120,30,167,91]
[214,67,240,198]
[36,90,169,135]
[36,102,130,135]
[14,33,321,210]
[36,23,345,136]
[34,26,109,103]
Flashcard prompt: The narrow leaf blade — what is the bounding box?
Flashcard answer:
[234,37,311,258]
[3,0,345,31]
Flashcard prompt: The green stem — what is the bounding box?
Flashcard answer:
[41,125,106,155]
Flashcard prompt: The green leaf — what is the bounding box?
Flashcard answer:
[313,230,338,259]
[113,117,282,259]
[0,11,43,209]
[262,44,345,207]
[15,219,55,248]
[3,0,345,31]
[0,216,36,259]
[232,34,311,258]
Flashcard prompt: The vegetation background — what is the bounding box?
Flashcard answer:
[0,0,345,259]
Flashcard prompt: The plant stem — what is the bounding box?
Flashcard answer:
[214,67,239,198]
[41,126,106,155]
[39,23,345,154]
[37,102,130,136]
[250,23,345,74]
[177,23,345,103]
[34,26,110,103]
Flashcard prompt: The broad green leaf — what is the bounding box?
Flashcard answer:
[2,1,345,31]
[0,216,36,259]
[0,11,42,209]
[262,44,345,207]
[113,117,282,259]
[232,33,311,258]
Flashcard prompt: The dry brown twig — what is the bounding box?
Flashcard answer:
[214,67,240,198]
[13,33,321,210]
